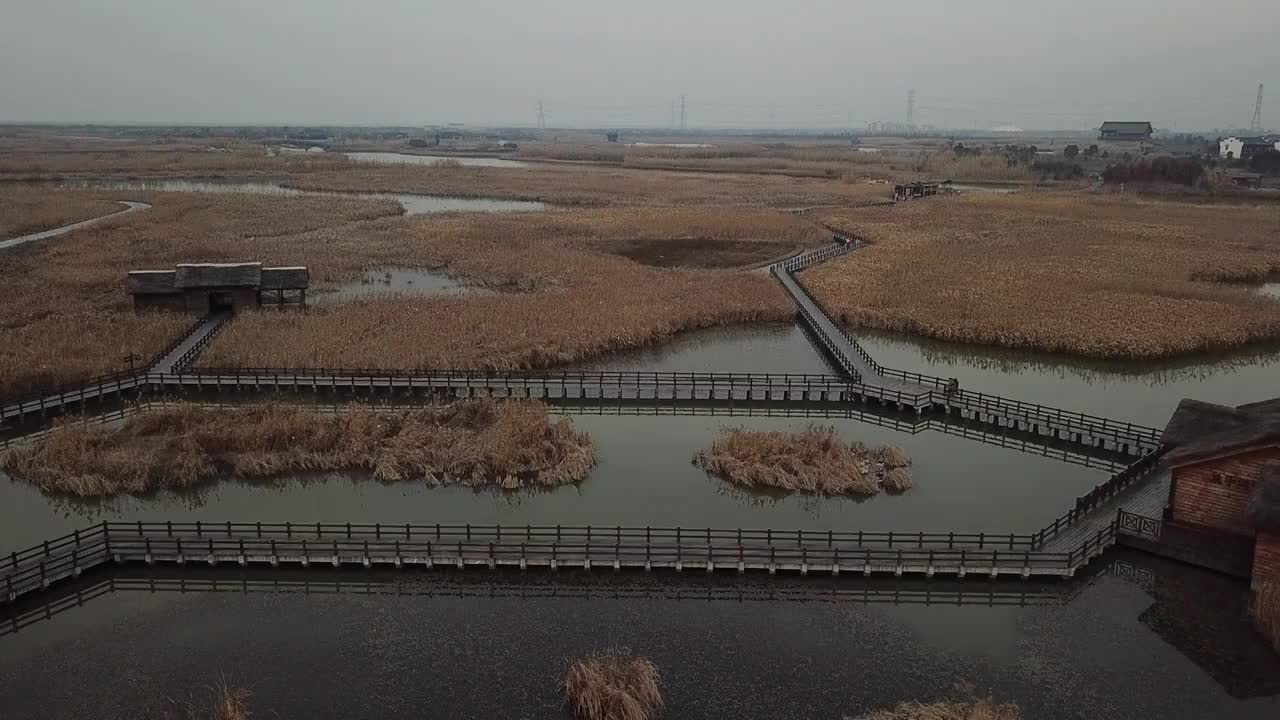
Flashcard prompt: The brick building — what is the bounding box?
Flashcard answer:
[127,262,308,314]
[1161,398,1280,589]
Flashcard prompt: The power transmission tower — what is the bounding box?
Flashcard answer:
[670,99,676,128]
[680,95,687,130]
[536,99,545,130]
[906,89,915,126]
[1251,84,1264,132]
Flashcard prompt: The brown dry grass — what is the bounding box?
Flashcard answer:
[198,207,808,370]
[1255,581,1280,653]
[1,400,593,497]
[288,162,892,208]
[806,192,1280,360]
[0,189,403,397]
[563,652,662,720]
[694,425,912,497]
[0,186,125,240]
[0,147,349,179]
[866,697,1021,720]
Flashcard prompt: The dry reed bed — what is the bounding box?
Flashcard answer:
[0,187,125,240]
[0,148,351,178]
[0,189,404,397]
[287,162,892,208]
[694,425,912,497]
[806,193,1280,360]
[199,207,806,370]
[2,187,810,389]
[1,400,594,497]
[866,697,1022,720]
[563,652,662,720]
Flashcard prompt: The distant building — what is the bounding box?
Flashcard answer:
[1099,121,1153,141]
[127,262,308,313]
[1219,136,1280,160]
[1161,398,1280,590]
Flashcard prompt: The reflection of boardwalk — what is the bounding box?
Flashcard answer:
[3,566,1066,637]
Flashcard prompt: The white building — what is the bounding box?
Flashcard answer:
[1220,136,1280,159]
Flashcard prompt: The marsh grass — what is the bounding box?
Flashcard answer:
[694,425,912,497]
[0,187,124,239]
[807,193,1280,360]
[0,400,594,497]
[563,651,662,720]
[866,697,1021,720]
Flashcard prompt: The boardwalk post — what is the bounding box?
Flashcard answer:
[301,538,309,567]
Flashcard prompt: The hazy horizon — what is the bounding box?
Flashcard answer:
[2,0,1276,132]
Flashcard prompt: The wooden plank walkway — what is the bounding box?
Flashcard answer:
[1040,465,1170,554]
[149,311,230,374]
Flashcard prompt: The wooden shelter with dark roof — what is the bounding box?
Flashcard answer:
[1160,397,1280,592]
[127,262,308,313]
[1161,397,1280,536]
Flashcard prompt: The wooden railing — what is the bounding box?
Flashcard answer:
[1031,448,1165,547]
[1115,509,1163,540]
[2,516,1137,604]
[168,313,231,372]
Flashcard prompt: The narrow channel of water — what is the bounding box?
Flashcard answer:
[855,331,1280,427]
[346,151,527,168]
[1,552,1274,719]
[62,180,545,215]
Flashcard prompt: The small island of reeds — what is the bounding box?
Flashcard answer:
[0,400,593,497]
[693,425,912,497]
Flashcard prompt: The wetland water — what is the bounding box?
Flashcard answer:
[0,410,1105,552]
[0,322,1108,551]
[66,179,545,214]
[346,151,527,168]
[312,266,488,304]
[855,330,1280,427]
[2,553,1276,719]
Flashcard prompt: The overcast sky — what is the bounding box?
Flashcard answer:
[2,0,1275,131]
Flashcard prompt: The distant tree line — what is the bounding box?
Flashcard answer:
[1102,157,1204,186]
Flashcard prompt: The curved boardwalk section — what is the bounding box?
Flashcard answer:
[0,201,150,250]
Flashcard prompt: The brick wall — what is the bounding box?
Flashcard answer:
[1171,447,1280,535]
[1255,531,1280,592]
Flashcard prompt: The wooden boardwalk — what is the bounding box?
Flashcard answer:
[1040,465,1170,554]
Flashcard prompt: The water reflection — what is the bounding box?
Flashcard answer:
[1,552,1274,720]
[855,329,1280,427]
[0,407,1110,552]
[346,152,527,168]
[59,179,545,215]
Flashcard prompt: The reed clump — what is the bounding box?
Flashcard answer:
[866,697,1021,720]
[806,192,1280,360]
[563,651,662,720]
[693,425,912,497]
[0,400,594,497]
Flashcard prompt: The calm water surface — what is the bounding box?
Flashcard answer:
[0,409,1106,552]
[67,179,545,214]
[346,151,527,168]
[1,553,1275,719]
[855,331,1280,427]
